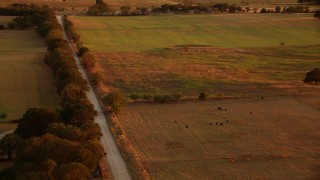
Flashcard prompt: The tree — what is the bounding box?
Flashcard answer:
[53,162,90,180]
[304,68,320,85]
[199,91,208,100]
[87,1,112,16]
[314,10,320,19]
[81,51,96,72]
[245,7,251,13]
[103,91,126,114]
[61,98,97,126]
[120,6,131,15]
[15,108,61,139]
[275,6,281,13]
[0,112,7,120]
[260,8,267,13]
[130,93,140,102]
[78,47,89,57]
[0,133,22,160]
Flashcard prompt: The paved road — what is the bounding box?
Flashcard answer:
[56,15,131,180]
[0,130,14,140]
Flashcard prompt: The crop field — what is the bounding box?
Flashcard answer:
[71,14,320,52]
[118,96,320,179]
[0,17,59,121]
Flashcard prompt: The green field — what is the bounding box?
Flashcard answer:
[0,17,59,121]
[71,14,320,52]
[118,96,320,179]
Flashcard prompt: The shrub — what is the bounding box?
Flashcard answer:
[103,91,127,114]
[304,68,320,85]
[78,47,89,57]
[154,94,165,103]
[142,93,152,100]
[0,24,5,29]
[199,91,209,100]
[130,93,140,102]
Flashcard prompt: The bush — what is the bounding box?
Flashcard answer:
[142,93,153,100]
[103,91,127,114]
[304,68,320,85]
[0,24,5,29]
[154,94,166,103]
[199,91,209,100]
[81,52,96,72]
[154,93,181,103]
[130,93,141,102]
[78,47,89,57]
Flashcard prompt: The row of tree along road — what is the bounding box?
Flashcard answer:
[0,4,106,179]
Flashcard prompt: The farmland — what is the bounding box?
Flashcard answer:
[0,16,59,121]
[118,96,320,179]
[70,12,320,179]
[71,14,320,52]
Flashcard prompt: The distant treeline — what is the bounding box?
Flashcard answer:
[87,0,315,16]
[298,0,320,4]
[0,4,105,179]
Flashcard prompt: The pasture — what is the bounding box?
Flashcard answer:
[70,13,320,52]
[94,45,320,96]
[118,96,320,179]
[0,17,59,121]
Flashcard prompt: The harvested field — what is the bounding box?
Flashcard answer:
[118,96,320,179]
[0,27,59,121]
[71,14,320,52]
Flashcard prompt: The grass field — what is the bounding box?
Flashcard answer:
[71,14,320,52]
[118,96,320,179]
[70,14,320,96]
[0,17,59,121]
[94,45,320,96]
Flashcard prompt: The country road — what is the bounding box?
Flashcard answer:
[56,15,131,180]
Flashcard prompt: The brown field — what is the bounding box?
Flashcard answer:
[0,16,59,121]
[118,95,320,179]
[0,123,16,134]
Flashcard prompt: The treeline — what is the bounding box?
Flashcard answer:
[0,4,105,179]
[87,0,314,16]
[298,0,320,4]
[260,6,310,13]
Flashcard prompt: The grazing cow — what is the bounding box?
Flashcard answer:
[210,122,212,125]
[220,123,223,126]
[175,120,177,123]
[225,108,227,111]
[226,120,229,123]
[250,112,253,115]
[217,107,223,111]
[185,125,188,128]
[261,96,264,100]
[216,122,218,125]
